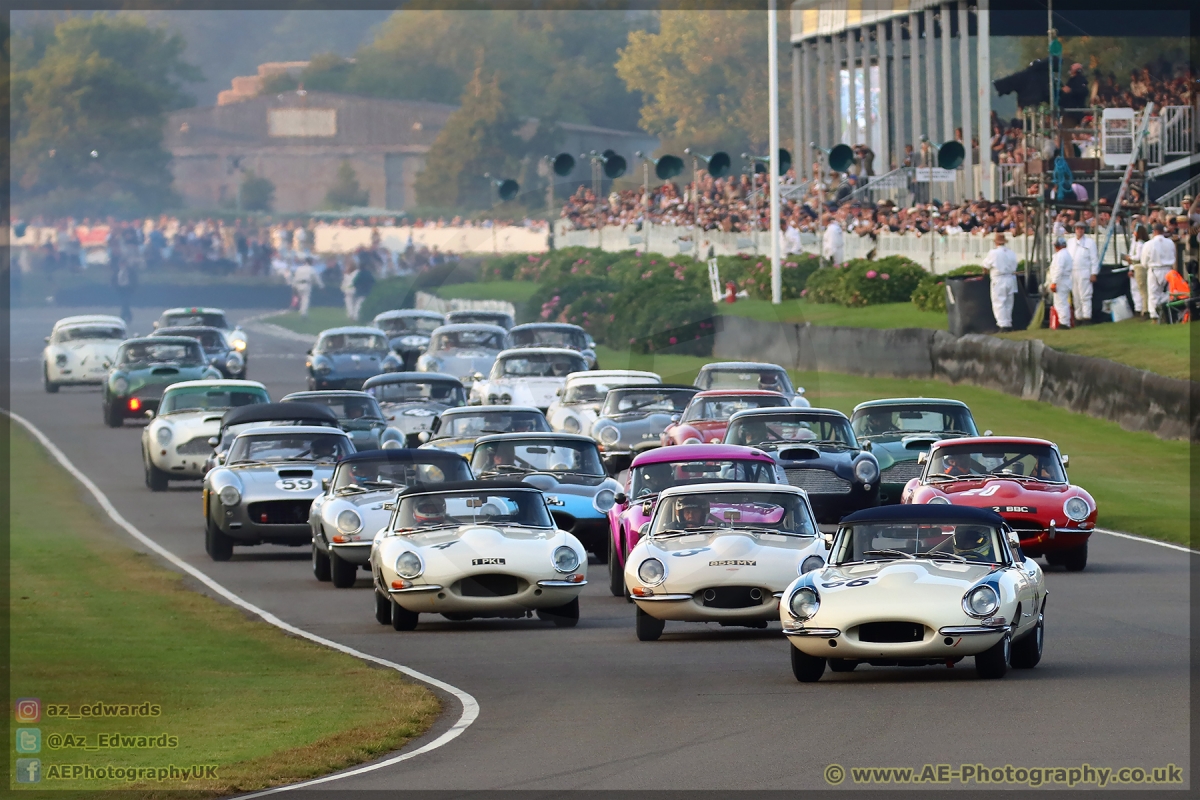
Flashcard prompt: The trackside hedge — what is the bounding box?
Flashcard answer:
[911,264,988,313]
[802,256,926,307]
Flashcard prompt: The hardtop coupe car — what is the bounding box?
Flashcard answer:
[695,362,809,407]
[152,325,246,379]
[310,448,472,587]
[142,379,270,490]
[471,432,622,559]
[363,372,468,447]
[306,327,400,390]
[370,480,587,630]
[153,306,247,361]
[203,425,355,561]
[725,408,880,524]
[781,504,1046,682]
[901,436,1096,571]
[508,322,598,369]
[468,347,589,411]
[281,390,402,451]
[205,402,340,473]
[372,309,446,370]
[626,483,828,641]
[445,309,515,330]
[416,323,510,387]
[662,389,789,446]
[590,384,700,474]
[850,398,982,504]
[418,405,550,457]
[546,369,661,437]
[43,314,126,392]
[103,337,221,427]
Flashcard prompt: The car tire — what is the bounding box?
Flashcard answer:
[312,543,331,582]
[1010,613,1044,669]
[205,517,234,562]
[828,658,858,673]
[390,599,419,631]
[374,588,392,625]
[537,596,580,628]
[790,646,826,682]
[43,366,59,393]
[330,552,357,588]
[608,540,625,597]
[974,634,1010,679]
[144,449,170,492]
[635,606,665,641]
[103,401,123,428]
[1056,542,1088,572]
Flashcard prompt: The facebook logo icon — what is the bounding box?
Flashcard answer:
[16,758,41,783]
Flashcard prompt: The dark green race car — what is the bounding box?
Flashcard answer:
[849,398,981,504]
[103,336,221,427]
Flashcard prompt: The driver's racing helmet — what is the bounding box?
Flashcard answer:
[312,437,339,460]
[952,526,991,559]
[675,495,710,528]
[412,496,447,524]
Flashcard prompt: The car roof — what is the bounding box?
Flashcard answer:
[153,326,226,335]
[495,347,586,359]
[931,436,1056,449]
[235,425,352,438]
[729,406,849,420]
[841,504,1007,526]
[161,306,225,315]
[692,389,788,398]
[657,481,808,499]
[363,372,463,387]
[163,379,267,392]
[700,361,787,371]
[397,479,536,497]
[630,443,776,465]
[510,322,585,332]
[440,405,543,416]
[431,323,509,334]
[565,370,660,383]
[447,310,511,319]
[283,390,373,400]
[852,397,970,412]
[54,315,126,329]
[122,336,201,346]
[473,432,597,445]
[221,402,339,427]
[336,449,468,466]
[374,309,445,320]
[317,326,389,337]
[608,383,697,393]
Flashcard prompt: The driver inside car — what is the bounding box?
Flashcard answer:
[673,495,713,529]
[861,412,894,436]
[412,496,448,526]
[311,438,340,462]
[950,526,994,560]
[345,400,368,420]
[733,419,772,446]
[941,452,974,476]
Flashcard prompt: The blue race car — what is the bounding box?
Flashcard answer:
[306,326,402,390]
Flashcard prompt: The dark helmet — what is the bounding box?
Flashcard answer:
[953,526,991,558]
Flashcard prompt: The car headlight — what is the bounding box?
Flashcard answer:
[788,586,820,619]
[403,408,437,417]
[800,555,825,574]
[155,426,172,445]
[1063,497,1090,522]
[55,353,68,367]
[562,416,581,433]
[231,339,247,352]
[225,353,244,373]
[593,488,616,513]
[637,557,666,586]
[336,509,363,535]
[313,358,332,374]
[218,485,241,506]
[854,459,879,485]
[597,425,619,445]
[112,376,129,395]
[963,584,1000,618]
[683,437,702,445]
[926,495,951,505]
[382,439,402,450]
[553,545,580,573]
[395,551,423,579]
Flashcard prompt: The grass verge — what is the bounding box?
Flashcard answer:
[9,425,439,796]
[432,280,541,306]
[263,307,354,336]
[719,297,948,330]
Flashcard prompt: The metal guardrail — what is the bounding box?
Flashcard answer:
[1155,172,1200,208]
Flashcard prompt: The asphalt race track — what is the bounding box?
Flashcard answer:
[8,306,1191,792]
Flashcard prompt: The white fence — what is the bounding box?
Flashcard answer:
[414,291,516,317]
[313,224,548,255]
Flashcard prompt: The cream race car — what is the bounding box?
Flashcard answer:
[546,369,661,436]
[625,483,828,641]
[468,347,588,411]
[780,504,1046,682]
[42,315,126,391]
[142,380,270,490]
[370,481,588,630]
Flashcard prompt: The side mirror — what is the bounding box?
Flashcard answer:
[321,478,331,492]
[613,491,627,506]
[917,452,929,465]
[555,387,563,396]
[861,440,873,452]
[669,414,681,424]
[416,431,431,443]
[207,436,219,448]
[638,522,651,538]
[152,321,159,329]
[472,372,484,382]
[641,499,654,516]
[1061,454,1069,468]
[983,429,993,437]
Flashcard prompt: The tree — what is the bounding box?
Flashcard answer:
[10,14,201,216]
[324,160,370,209]
[239,171,274,212]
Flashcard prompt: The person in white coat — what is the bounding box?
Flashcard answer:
[821,213,844,266]
[340,259,359,319]
[1048,237,1074,328]
[1121,225,1149,313]
[983,232,1020,330]
[291,257,324,317]
[1140,223,1178,320]
[1065,221,1098,322]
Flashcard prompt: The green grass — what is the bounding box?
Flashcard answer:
[720,298,948,330]
[9,427,439,796]
[595,345,1190,547]
[998,317,1191,380]
[433,280,540,306]
[264,307,355,336]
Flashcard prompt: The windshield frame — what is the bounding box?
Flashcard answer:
[726,412,858,448]
[314,332,389,355]
[831,521,1009,566]
[925,444,1067,484]
[226,431,353,465]
[697,366,794,394]
[471,437,605,477]
[650,489,818,538]
[55,325,126,343]
[601,388,696,417]
[435,411,550,439]
[629,458,777,498]
[159,385,269,416]
[851,403,979,438]
[391,488,554,531]
[118,340,205,368]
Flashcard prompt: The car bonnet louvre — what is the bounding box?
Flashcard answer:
[277,468,314,478]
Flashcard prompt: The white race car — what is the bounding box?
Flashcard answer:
[546,370,661,436]
[42,315,127,392]
[625,483,828,641]
[468,347,588,412]
[370,481,588,630]
[142,380,270,490]
[780,504,1046,682]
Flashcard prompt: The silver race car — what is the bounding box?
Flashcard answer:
[546,369,661,436]
[418,405,551,457]
[416,323,509,388]
[590,384,700,475]
[373,309,446,371]
[363,372,468,447]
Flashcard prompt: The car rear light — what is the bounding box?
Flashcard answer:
[128,398,141,411]
[260,513,268,523]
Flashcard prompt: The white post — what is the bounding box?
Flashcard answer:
[958,2,974,198]
[924,7,937,151]
[792,43,803,177]
[941,4,954,144]
[817,37,829,156]
[878,22,891,171]
[977,2,993,200]
[802,40,814,180]
[848,30,859,148]
[769,0,782,304]
[832,35,843,144]
[864,29,873,161]
[910,13,922,157]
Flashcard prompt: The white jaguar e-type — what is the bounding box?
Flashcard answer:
[624,483,828,641]
[468,347,589,412]
[546,369,661,437]
[42,314,127,392]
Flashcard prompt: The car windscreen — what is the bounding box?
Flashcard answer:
[316,333,388,354]
[682,395,788,422]
[564,378,656,404]
[333,458,471,491]
[497,352,587,378]
[439,411,550,438]
[377,317,443,336]
[927,445,1066,483]
[160,386,269,415]
[291,395,385,422]
[448,312,511,328]
[394,490,552,529]
[368,380,466,407]
[727,414,856,447]
[602,388,696,416]
[651,490,817,536]
[430,330,506,351]
[510,328,588,349]
[851,404,978,437]
[697,368,793,394]
[472,439,604,477]
[56,325,125,342]
[164,312,227,328]
[833,522,1004,564]
[630,459,776,498]
[227,433,352,464]
[119,341,205,367]
[158,329,226,351]
[217,419,337,452]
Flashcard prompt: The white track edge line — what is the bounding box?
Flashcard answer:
[5,410,479,797]
[1094,527,1195,554]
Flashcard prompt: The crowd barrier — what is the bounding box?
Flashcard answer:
[413,291,517,317]
[313,225,548,255]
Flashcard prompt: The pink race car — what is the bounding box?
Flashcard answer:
[605,443,782,597]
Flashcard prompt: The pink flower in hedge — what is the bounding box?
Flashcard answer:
[756,261,764,268]
[866,270,878,279]
[629,337,636,344]
[881,273,890,280]
[642,270,653,279]
[784,261,797,268]
[668,261,678,267]
[801,288,808,296]
[571,265,579,274]
[669,336,677,345]
[650,260,657,265]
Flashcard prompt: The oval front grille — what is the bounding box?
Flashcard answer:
[176,436,214,455]
[456,574,524,597]
[881,461,924,484]
[856,621,927,643]
[784,468,851,494]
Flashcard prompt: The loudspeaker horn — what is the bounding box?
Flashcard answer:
[936,141,965,170]
[637,152,685,181]
[684,148,732,179]
[485,174,520,202]
[601,149,627,179]
[742,149,793,176]
[551,153,575,176]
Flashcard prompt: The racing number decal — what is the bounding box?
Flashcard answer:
[275,478,314,491]
[671,548,711,558]
[820,577,877,589]
[960,484,1001,497]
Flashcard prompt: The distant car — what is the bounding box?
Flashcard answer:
[373,309,446,371]
[695,362,809,407]
[901,436,1096,571]
[281,390,402,451]
[416,323,510,388]
[606,444,783,598]
[471,432,623,559]
[725,408,880,524]
[306,327,401,390]
[850,398,982,504]
[153,306,247,362]
[42,315,126,392]
[202,425,355,561]
[370,481,587,630]
[590,384,700,475]
[152,325,246,379]
[546,370,661,437]
[446,309,515,330]
[204,402,340,473]
[310,449,473,587]
[363,372,468,447]
[662,389,789,446]
[419,405,551,457]
[103,337,221,427]
[509,322,598,369]
[625,483,828,641]
[781,504,1046,682]
[468,347,589,411]
[141,379,269,490]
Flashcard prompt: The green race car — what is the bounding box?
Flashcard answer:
[103,336,221,427]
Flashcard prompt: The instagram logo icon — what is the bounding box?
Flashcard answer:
[15,698,41,723]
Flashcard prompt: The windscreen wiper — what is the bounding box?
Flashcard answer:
[863,548,915,560]
[915,550,968,562]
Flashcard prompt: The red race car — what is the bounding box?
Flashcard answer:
[661,389,788,446]
[901,436,1097,571]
